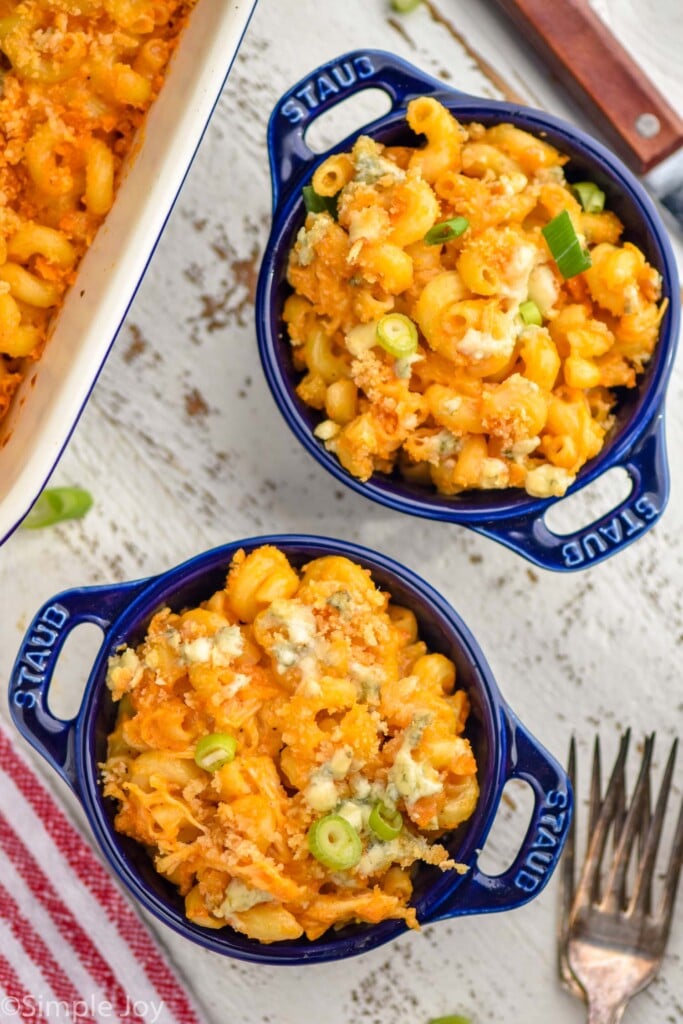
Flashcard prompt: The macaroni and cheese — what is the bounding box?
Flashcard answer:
[102,546,479,943]
[284,99,666,499]
[0,0,196,424]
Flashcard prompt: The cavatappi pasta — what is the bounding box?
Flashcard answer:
[101,546,479,942]
[0,0,196,423]
[284,98,666,499]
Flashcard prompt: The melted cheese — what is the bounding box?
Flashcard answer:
[456,326,515,362]
[304,773,338,813]
[524,464,575,498]
[106,647,143,696]
[478,457,509,489]
[353,136,405,185]
[181,625,243,667]
[216,879,273,917]
[294,213,333,266]
[501,242,538,301]
[389,715,443,804]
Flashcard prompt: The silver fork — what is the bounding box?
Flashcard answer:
[558,731,683,1023]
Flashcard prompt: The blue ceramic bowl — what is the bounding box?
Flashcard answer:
[256,51,680,572]
[10,534,570,965]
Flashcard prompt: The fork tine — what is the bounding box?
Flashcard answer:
[655,743,683,936]
[587,735,602,837]
[602,734,655,913]
[638,751,653,914]
[587,735,603,902]
[631,737,677,916]
[612,743,628,905]
[574,732,630,910]
[613,752,627,841]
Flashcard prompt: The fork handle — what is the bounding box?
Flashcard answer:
[588,1001,627,1024]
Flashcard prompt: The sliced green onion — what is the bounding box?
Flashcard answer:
[423,217,469,246]
[21,486,93,529]
[118,694,135,718]
[369,802,403,841]
[302,185,338,218]
[194,733,237,772]
[428,1017,472,1024]
[541,210,592,279]
[572,181,606,214]
[308,814,362,870]
[519,299,543,326]
[391,0,422,11]
[376,313,418,358]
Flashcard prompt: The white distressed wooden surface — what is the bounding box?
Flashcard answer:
[2,1,683,1022]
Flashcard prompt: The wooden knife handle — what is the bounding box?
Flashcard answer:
[494,0,683,173]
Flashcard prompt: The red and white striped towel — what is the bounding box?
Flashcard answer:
[0,723,203,1024]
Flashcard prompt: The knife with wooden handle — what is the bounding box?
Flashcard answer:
[493,0,683,230]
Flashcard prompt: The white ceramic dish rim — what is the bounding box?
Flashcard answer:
[0,0,258,546]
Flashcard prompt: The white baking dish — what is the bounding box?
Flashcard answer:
[0,0,257,545]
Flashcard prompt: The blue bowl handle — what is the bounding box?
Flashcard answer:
[474,414,669,572]
[267,48,474,210]
[8,578,150,793]
[428,710,572,920]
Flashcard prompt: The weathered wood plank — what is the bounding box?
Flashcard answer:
[0,1,681,1020]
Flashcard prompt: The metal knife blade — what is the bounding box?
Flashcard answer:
[646,150,683,228]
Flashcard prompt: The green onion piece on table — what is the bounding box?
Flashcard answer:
[302,185,338,218]
[572,181,606,214]
[194,733,237,772]
[428,1017,472,1024]
[376,313,418,358]
[541,210,592,279]
[424,217,469,246]
[369,802,403,841]
[21,487,93,529]
[391,0,422,11]
[519,299,543,326]
[308,814,362,870]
